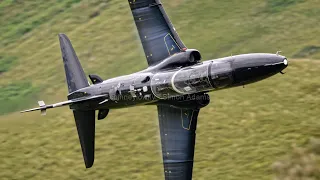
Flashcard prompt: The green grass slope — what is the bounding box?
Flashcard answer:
[0,0,320,114]
[0,60,319,180]
[0,0,320,179]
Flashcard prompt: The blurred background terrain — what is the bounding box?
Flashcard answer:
[0,0,319,179]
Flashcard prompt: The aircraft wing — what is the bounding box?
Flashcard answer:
[157,105,199,180]
[128,0,187,66]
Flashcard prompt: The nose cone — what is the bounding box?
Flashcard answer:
[232,53,288,85]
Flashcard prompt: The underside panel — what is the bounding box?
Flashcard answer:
[157,105,199,180]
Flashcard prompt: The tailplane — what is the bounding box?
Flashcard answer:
[22,34,102,168]
[59,34,95,168]
[73,110,95,168]
[58,33,89,93]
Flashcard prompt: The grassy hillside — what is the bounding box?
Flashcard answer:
[0,60,319,180]
[0,0,320,179]
[1,0,320,114]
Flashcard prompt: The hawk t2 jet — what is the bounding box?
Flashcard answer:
[21,0,288,179]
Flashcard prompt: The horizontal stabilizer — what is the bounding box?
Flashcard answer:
[73,110,95,168]
[59,33,89,93]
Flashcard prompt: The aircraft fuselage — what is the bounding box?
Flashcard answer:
[69,53,287,111]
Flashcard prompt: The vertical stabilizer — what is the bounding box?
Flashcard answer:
[59,34,89,93]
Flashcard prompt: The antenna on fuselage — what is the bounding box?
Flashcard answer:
[276,51,282,55]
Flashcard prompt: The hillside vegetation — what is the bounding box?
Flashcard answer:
[0,0,319,179]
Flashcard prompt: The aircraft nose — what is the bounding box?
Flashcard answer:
[274,55,288,71]
[232,53,288,85]
[269,55,288,71]
[283,57,288,67]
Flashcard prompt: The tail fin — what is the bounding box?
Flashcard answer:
[59,34,89,93]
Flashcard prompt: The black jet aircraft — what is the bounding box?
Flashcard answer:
[21,0,288,179]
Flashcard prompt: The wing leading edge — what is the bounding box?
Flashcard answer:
[157,105,199,180]
[128,0,187,66]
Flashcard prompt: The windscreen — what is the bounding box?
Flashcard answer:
[151,64,213,99]
[151,71,180,99]
[172,64,212,94]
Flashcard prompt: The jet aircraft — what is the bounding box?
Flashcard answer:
[21,0,288,179]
